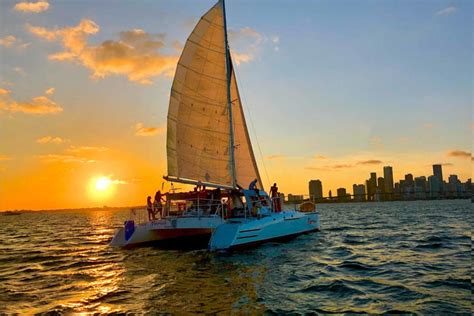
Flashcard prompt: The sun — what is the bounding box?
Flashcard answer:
[95,177,112,191]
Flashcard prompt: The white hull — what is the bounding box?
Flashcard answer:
[110,215,224,248]
[208,211,320,251]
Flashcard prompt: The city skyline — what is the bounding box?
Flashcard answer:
[302,163,471,203]
[0,0,472,210]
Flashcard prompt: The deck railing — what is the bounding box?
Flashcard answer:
[129,197,228,224]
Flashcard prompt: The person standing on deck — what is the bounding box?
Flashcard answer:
[147,196,154,221]
[154,190,165,218]
[270,183,281,212]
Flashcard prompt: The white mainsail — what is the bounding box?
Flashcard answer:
[166,0,262,189]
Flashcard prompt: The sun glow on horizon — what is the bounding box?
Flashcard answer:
[88,176,115,201]
[95,176,111,191]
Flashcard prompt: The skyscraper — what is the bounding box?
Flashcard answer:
[432,164,444,195]
[433,164,443,182]
[383,166,394,198]
[367,172,377,201]
[353,184,366,202]
[309,180,323,201]
[337,188,348,202]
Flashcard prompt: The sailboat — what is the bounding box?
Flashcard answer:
[110,0,320,249]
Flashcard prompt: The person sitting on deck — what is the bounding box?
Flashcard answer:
[146,196,154,221]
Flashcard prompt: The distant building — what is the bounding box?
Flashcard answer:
[383,166,394,199]
[414,176,427,199]
[433,164,443,183]
[337,188,348,202]
[376,177,385,201]
[428,175,441,199]
[353,184,366,202]
[399,174,414,199]
[309,180,323,202]
[448,175,461,198]
[432,164,444,196]
[367,172,377,201]
[279,193,285,203]
[287,194,303,203]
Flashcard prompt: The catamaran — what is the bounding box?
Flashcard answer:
[110,0,320,249]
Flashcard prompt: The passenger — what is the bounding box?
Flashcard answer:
[248,179,258,190]
[270,183,280,212]
[154,190,165,218]
[249,178,259,197]
[146,196,153,221]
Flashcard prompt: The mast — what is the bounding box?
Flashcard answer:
[222,0,237,188]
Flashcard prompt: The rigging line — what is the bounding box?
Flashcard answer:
[233,65,271,189]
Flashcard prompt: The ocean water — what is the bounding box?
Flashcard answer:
[0,200,471,314]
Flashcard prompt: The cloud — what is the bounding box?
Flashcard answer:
[66,145,108,153]
[3,95,63,115]
[38,154,94,163]
[446,150,471,159]
[110,178,128,185]
[45,87,55,95]
[436,6,457,16]
[440,162,453,166]
[0,88,11,95]
[37,136,67,144]
[28,20,179,84]
[134,123,165,136]
[228,27,266,65]
[0,155,12,161]
[357,159,382,165]
[231,52,253,65]
[14,1,49,13]
[315,155,328,160]
[0,35,30,50]
[0,35,17,47]
[330,164,353,169]
[422,123,434,129]
[304,166,327,171]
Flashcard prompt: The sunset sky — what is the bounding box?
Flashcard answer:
[0,0,472,210]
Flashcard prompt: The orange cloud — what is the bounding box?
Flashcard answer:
[38,154,94,164]
[5,96,63,115]
[0,35,16,47]
[0,88,11,95]
[45,87,55,95]
[447,150,471,159]
[66,145,108,153]
[28,20,179,84]
[0,155,12,161]
[135,123,165,136]
[14,1,49,13]
[357,159,382,165]
[37,136,67,144]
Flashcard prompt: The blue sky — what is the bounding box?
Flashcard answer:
[0,0,471,208]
